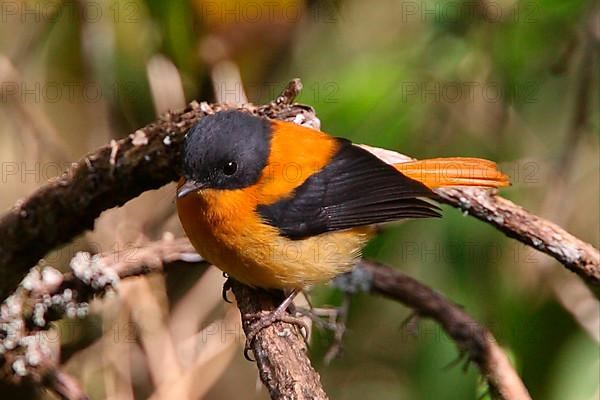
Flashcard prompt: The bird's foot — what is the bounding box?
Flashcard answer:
[243,309,310,361]
[242,289,309,361]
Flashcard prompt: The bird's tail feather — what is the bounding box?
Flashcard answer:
[393,157,510,189]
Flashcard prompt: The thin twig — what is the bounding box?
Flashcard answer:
[44,369,89,400]
[358,261,532,400]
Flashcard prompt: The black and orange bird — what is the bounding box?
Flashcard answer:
[176,110,509,336]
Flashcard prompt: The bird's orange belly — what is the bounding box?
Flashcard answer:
[176,190,371,289]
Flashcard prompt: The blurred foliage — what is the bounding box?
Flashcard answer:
[0,0,598,399]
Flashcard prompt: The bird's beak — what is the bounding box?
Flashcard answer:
[177,179,204,199]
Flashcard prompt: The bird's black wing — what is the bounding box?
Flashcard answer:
[257,138,441,239]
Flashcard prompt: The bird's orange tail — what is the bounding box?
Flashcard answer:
[394,157,510,189]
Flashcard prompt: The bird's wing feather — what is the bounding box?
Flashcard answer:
[257,139,440,239]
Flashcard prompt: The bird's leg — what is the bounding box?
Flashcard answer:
[243,289,310,360]
[295,307,334,330]
[295,293,351,364]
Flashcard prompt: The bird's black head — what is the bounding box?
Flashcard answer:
[178,110,272,197]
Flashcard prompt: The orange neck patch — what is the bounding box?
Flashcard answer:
[255,121,339,205]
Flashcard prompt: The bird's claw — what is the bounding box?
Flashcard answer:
[222,277,233,303]
[242,310,310,361]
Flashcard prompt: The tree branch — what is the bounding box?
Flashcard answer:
[435,188,600,284]
[230,281,329,400]
[357,261,532,400]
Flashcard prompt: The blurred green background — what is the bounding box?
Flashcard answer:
[0,0,598,399]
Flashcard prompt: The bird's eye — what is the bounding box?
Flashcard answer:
[222,161,237,176]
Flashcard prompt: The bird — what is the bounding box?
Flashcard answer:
[176,109,509,345]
